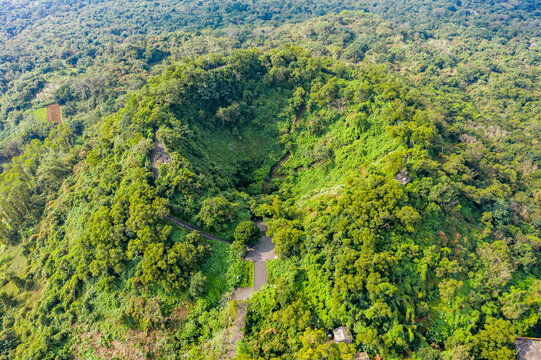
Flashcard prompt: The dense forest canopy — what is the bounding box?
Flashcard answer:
[0,1,539,359]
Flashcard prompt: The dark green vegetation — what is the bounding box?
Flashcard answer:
[0,1,539,359]
[0,0,363,157]
[235,221,261,246]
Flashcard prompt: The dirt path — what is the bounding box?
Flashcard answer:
[46,104,62,124]
[227,301,248,359]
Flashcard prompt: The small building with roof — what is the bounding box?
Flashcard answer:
[333,326,353,344]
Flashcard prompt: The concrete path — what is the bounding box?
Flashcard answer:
[231,222,275,299]
[164,217,275,358]
[151,124,278,358]
[245,221,276,261]
[232,287,253,301]
[253,261,268,291]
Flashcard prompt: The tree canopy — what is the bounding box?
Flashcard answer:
[0,1,539,359]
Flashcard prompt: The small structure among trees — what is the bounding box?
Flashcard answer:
[333,326,353,344]
[394,168,411,185]
[151,136,173,179]
[516,337,541,360]
[355,352,370,360]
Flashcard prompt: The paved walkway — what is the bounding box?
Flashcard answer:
[164,216,275,358]
[245,221,277,261]
[226,221,276,358]
[253,261,268,291]
[150,135,278,359]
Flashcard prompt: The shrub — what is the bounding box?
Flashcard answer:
[189,272,208,299]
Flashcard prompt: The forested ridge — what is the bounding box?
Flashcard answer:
[0,1,539,359]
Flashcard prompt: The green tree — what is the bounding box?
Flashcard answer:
[189,271,207,299]
[267,218,304,257]
[475,318,515,360]
[197,196,238,231]
[296,328,356,360]
[234,221,260,245]
[416,347,441,360]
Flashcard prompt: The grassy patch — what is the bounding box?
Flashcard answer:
[168,222,235,303]
[0,251,14,268]
[267,258,292,284]
[0,244,29,298]
[202,240,233,303]
[193,89,285,189]
[239,261,253,288]
[286,110,399,199]
[33,107,48,122]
